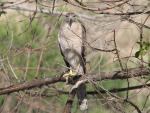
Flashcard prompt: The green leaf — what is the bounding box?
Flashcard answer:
[136,41,150,58]
[136,41,150,50]
[135,51,140,58]
[148,63,150,67]
[142,42,150,50]
[0,11,6,16]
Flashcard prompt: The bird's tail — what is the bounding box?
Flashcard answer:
[76,83,88,111]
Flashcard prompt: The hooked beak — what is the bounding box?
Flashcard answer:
[69,19,73,27]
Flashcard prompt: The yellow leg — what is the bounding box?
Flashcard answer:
[63,69,77,83]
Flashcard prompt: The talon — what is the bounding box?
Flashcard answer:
[69,69,77,77]
[63,69,77,84]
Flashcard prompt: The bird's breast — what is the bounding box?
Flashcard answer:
[59,22,83,53]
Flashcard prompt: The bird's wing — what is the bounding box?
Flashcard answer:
[58,22,85,75]
[81,23,86,73]
[58,17,88,111]
[58,43,70,68]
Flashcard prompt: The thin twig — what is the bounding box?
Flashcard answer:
[125,100,142,113]
[113,30,124,70]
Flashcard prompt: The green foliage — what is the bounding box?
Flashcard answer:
[0,23,11,55]
[14,20,45,47]
[0,11,6,16]
[0,96,5,106]
[148,56,150,67]
[0,14,64,80]
[135,41,150,58]
[0,11,149,113]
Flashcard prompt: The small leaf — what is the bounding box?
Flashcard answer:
[148,63,150,67]
[0,11,6,16]
[135,51,140,58]
[142,42,150,50]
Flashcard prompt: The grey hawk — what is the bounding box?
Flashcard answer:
[58,13,87,110]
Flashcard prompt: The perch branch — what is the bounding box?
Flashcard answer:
[0,67,149,95]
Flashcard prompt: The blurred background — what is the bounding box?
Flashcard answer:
[0,0,150,113]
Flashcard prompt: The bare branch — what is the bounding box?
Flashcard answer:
[22,82,150,98]
[63,90,76,113]
[125,100,142,113]
[0,67,150,95]
[0,75,65,95]
[91,67,150,80]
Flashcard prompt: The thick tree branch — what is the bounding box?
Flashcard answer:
[91,67,150,80]
[0,67,150,95]
[0,76,65,95]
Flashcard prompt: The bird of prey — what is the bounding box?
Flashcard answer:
[58,13,87,111]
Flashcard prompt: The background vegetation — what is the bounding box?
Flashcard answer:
[0,0,150,113]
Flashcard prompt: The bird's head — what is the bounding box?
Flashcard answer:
[65,13,77,27]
